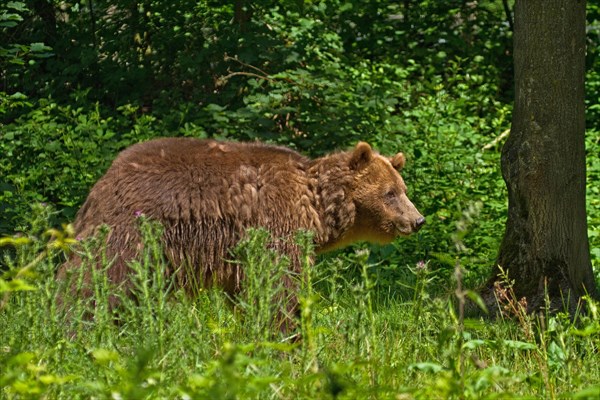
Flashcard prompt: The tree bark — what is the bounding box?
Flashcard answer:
[482,0,598,314]
[234,0,252,32]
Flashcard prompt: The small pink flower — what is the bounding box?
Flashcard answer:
[134,210,143,218]
[76,235,83,241]
[416,260,427,270]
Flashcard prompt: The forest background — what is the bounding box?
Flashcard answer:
[1,1,600,399]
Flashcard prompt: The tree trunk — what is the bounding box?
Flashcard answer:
[32,0,57,45]
[482,0,598,314]
[234,0,252,32]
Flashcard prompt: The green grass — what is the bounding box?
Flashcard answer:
[1,217,599,399]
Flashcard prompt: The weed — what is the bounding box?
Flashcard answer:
[1,211,599,398]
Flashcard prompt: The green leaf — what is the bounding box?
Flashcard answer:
[0,236,31,246]
[92,349,120,364]
[0,279,37,292]
[463,318,486,330]
[502,340,536,350]
[465,290,489,314]
[462,339,487,350]
[0,21,18,28]
[7,2,28,12]
[569,323,600,337]
[29,42,51,53]
[408,362,444,373]
[8,352,36,366]
[570,385,600,399]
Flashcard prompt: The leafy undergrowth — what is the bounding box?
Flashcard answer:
[1,216,599,400]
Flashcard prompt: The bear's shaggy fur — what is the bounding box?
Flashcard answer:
[59,138,425,329]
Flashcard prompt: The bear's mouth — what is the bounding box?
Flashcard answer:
[395,228,413,236]
[394,221,423,236]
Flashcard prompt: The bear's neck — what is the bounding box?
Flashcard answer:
[308,152,357,252]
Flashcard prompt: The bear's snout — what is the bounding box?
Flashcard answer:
[414,216,426,231]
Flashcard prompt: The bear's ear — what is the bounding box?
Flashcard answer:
[390,152,406,171]
[349,142,373,170]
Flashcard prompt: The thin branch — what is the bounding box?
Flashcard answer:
[220,55,300,87]
[482,128,510,151]
[217,71,274,87]
[224,55,270,77]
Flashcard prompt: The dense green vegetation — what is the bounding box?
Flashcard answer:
[2,213,599,398]
[1,1,599,398]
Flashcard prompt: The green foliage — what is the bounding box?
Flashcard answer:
[233,228,291,340]
[0,1,53,92]
[1,0,599,295]
[587,129,600,284]
[1,101,121,231]
[1,224,600,398]
[586,3,600,131]
[1,1,599,396]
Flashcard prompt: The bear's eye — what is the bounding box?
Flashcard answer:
[384,189,397,200]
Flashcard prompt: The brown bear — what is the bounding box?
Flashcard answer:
[59,138,425,331]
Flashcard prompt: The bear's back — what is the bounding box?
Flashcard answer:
[75,138,315,235]
[116,137,307,172]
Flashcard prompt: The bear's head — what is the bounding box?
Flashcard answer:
[349,142,425,244]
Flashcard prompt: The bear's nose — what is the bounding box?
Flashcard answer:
[414,217,426,230]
